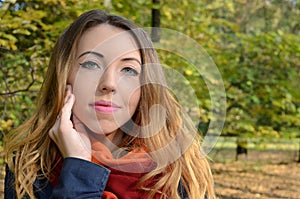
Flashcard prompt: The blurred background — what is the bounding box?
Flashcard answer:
[0,0,299,198]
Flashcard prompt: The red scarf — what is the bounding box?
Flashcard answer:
[51,141,161,199]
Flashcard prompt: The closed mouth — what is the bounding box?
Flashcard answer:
[91,100,121,113]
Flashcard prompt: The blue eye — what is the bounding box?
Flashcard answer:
[122,67,139,76]
[79,61,100,70]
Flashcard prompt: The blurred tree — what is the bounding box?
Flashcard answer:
[0,0,107,137]
[0,0,153,142]
[155,0,300,150]
[0,0,299,154]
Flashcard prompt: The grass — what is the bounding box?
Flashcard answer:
[213,136,299,151]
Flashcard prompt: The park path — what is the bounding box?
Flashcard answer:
[211,149,300,199]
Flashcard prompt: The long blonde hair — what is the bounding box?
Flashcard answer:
[5,10,215,199]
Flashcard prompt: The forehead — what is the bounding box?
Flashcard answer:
[76,24,140,61]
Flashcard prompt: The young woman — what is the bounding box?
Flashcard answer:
[4,10,215,199]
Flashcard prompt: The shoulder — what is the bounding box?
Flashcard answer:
[5,164,52,199]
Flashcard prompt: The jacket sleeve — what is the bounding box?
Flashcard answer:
[51,157,110,199]
[5,163,52,199]
[178,180,189,199]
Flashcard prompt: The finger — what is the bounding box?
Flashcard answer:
[64,85,72,104]
[72,114,81,125]
[49,128,59,143]
[61,94,75,121]
[49,121,59,141]
[48,128,54,139]
[72,114,86,132]
[66,84,72,91]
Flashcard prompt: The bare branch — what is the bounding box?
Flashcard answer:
[0,66,36,96]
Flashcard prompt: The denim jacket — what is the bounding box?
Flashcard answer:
[5,157,189,199]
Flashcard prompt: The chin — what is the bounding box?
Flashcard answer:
[87,122,119,135]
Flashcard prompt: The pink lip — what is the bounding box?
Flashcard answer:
[92,100,121,114]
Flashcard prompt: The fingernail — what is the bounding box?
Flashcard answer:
[70,94,75,101]
[65,84,70,91]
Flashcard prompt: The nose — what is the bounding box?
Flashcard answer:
[97,67,116,94]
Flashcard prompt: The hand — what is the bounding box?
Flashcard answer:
[49,85,91,161]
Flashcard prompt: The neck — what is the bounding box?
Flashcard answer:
[84,125,124,152]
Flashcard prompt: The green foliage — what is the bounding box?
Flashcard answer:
[0,0,107,136]
[156,0,300,143]
[1,0,300,147]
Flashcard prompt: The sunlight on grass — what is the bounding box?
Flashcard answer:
[214,136,299,151]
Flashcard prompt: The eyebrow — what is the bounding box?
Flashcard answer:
[78,51,142,66]
[78,51,104,59]
[120,57,142,66]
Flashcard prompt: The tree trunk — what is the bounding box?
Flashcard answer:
[151,0,160,42]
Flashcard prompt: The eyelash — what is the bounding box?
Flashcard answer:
[79,61,140,76]
[122,66,139,76]
[79,61,101,70]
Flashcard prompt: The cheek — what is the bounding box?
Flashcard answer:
[71,71,100,103]
[119,78,141,110]
[128,87,141,116]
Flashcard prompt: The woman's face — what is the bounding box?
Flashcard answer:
[68,24,142,138]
